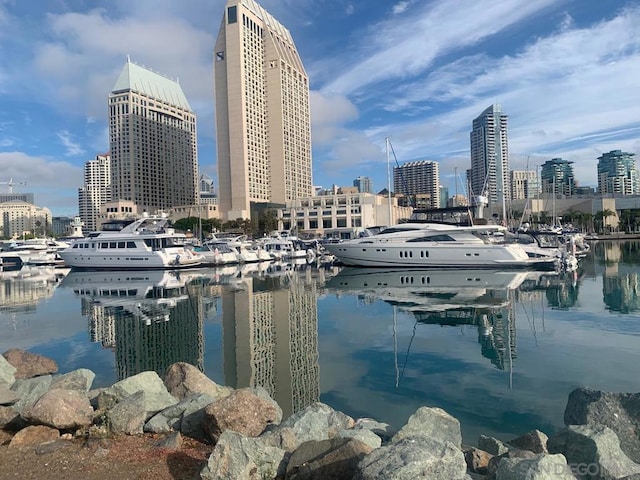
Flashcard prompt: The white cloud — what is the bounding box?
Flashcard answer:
[57,130,85,157]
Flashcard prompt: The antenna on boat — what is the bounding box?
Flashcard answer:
[386,137,393,226]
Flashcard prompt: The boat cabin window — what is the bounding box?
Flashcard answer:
[407,234,455,242]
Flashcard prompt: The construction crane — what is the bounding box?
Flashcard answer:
[0,178,27,193]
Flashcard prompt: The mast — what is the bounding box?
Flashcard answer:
[386,137,392,226]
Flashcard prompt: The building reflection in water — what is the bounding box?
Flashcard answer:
[596,240,640,313]
[59,269,208,380]
[0,266,68,314]
[221,261,323,419]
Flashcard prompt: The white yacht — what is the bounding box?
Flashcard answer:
[58,213,204,270]
[2,238,71,264]
[323,222,558,270]
[193,240,240,266]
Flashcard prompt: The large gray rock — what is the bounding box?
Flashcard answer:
[203,388,281,443]
[286,437,373,480]
[391,406,461,447]
[200,430,287,480]
[508,429,549,454]
[548,424,640,480]
[0,353,16,386]
[50,368,95,392]
[264,402,354,452]
[164,362,232,401]
[479,435,510,456]
[0,383,19,406]
[565,387,640,463]
[23,388,94,430]
[9,375,52,414]
[495,453,575,480]
[99,371,177,417]
[106,390,148,435]
[2,349,57,379]
[355,436,467,480]
[337,428,382,450]
[352,418,397,445]
[145,393,213,442]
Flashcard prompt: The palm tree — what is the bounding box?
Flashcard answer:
[594,209,616,233]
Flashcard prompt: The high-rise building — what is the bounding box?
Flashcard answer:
[597,150,638,196]
[393,160,440,208]
[109,58,198,214]
[353,176,373,194]
[469,104,509,204]
[214,0,313,221]
[510,170,539,200]
[78,153,112,232]
[540,158,576,196]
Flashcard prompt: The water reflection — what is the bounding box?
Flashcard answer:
[0,265,69,314]
[594,240,640,313]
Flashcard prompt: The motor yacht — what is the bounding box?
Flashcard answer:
[323,223,558,270]
[58,213,204,270]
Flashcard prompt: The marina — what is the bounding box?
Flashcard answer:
[0,240,638,444]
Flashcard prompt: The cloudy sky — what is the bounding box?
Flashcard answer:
[0,0,638,216]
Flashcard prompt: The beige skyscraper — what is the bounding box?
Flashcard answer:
[214,0,313,220]
[109,58,198,214]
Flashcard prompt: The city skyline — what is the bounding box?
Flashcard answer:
[0,0,638,216]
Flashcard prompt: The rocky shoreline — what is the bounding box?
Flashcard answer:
[1,348,640,479]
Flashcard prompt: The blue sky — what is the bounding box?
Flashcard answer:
[0,0,638,216]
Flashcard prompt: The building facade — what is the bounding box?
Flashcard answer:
[510,170,539,200]
[393,160,440,209]
[353,176,373,194]
[540,158,576,196]
[109,58,198,214]
[0,201,52,239]
[214,0,313,221]
[78,153,112,233]
[597,150,639,196]
[469,104,509,204]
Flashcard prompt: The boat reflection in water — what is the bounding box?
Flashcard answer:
[326,267,562,375]
[0,265,70,314]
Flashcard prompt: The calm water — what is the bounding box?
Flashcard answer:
[1,241,639,445]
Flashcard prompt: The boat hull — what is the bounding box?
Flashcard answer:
[58,248,202,270]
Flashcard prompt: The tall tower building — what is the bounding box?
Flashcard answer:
[540,158,576,196]
[214,0,313,220]
[469,104,509,204]
[597,150,638,196]
[353,176,373,194]
[78,153,112,232]
[109,58,198,214]
[393,160,440,208]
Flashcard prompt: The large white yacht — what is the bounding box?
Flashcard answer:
[323,222,558,270]
[58,213,203,270]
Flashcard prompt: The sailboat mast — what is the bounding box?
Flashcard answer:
[386,137,392,226]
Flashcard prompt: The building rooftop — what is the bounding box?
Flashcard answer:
[111,57,191,111]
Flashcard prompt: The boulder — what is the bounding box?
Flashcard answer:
[164,362,232,401]
[8,425,60,447]
[3,349,57,379]
[286,437,373,480]
[203,388,281,443]
[548,424,640,480]
[0,383,19,406]
[200,430,287,480]
[0,353,16,386]
[463,445,493,474]
[23,388,94,430]
[494,453,575,479]
[106,390,148,435]
[99,371,177,417]
[355,436,467,480]
[564,387,640,463]
[9,375,52,415]
[508,429,549,454]
[50,368,95,392]
[391,406,462,447]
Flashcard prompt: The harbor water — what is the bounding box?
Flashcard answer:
[1,240,639,445]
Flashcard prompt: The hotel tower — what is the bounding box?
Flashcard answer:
[109,58,198,214]
[469,104,510,205]
[214,0,313,220]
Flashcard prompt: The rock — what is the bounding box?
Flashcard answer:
[548,424,640,479]
[391,406,462,447]
[9,375,52,415]
[144,393,213,442]
[100,371,177,418]
[34,439,75,455]
[479,434,510,456]
[3,349,58,379]
[463,445,493,474]
[154,431,183,450]
[337,428,382,450]
[106,390,148,435]
[355,436,467,480]
[0,383,19,405]
[200,430,287,480]
[0,405,20,429]
[50,368,95,392]
[352,418,397,445]
[8,425,60,447]
[286,437,373,480]
[23,388,94,430]
[486,448,538,479]
[508,429,549,454]
[0,353,16,386]
[564,387,640,463]
[203,388,281,443]
[164,362,232,401]
[494,453,575,479]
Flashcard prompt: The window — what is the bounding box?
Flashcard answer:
[227,6,237,24]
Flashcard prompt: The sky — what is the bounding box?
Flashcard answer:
[0,0,639,217]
